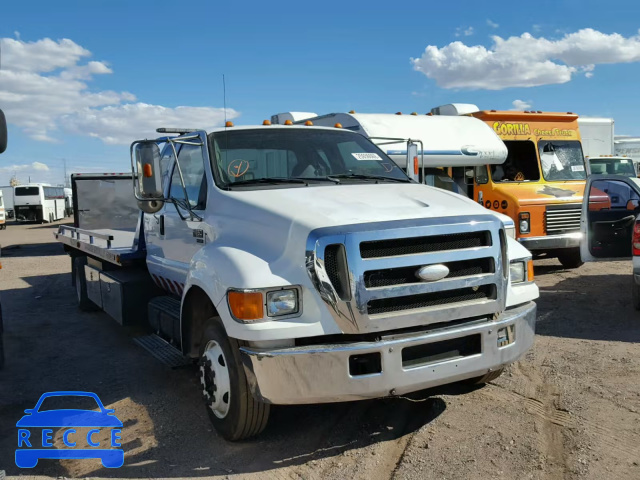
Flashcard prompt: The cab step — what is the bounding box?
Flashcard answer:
[133,334,192,368]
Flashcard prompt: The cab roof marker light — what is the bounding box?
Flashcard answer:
[225,121,234,127]
[305,120,313,126]
[349,110,355,114]
[334,123,342,128]
[411,112,418,116]
[284,120,293,125]
[263,120,271,125]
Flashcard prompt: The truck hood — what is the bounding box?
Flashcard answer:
[210,183,508,266]
[493,181,585,206]
[219,183,494,228]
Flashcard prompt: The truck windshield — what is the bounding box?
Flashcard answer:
[15,186,40,196]
[209,129,409,188]
[538,140,586,181]
[589,158,636,176]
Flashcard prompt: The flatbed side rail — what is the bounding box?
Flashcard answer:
[59,225,114,248]
[54,226,131,266]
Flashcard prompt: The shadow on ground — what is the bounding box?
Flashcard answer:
[0,244,456,477]
[1,242,66,257]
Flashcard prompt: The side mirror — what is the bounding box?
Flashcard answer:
[131,141,164,213]
[0,109,7,154]
[405,142,419,182]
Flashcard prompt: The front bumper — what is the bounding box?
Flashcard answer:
[518,232,581,251]
[240,301,536,404]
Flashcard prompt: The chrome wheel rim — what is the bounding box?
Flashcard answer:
[200,340,231,419]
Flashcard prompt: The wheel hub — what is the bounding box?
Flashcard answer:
[199,340,231,419]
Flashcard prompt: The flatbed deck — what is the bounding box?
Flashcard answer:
[55,225,144,265]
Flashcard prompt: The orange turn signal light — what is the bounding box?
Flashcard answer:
[143,164,153,178]
[413,156,419,175]
[228,291,263,321]
[527,260,534,282]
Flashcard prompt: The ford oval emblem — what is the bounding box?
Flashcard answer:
[416,264,450,282]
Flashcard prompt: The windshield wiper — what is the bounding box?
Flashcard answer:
[293,176,341,184]
[325,173,411,183]
[229,177,309,187]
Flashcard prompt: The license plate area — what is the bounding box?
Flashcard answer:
[401,334,481,369]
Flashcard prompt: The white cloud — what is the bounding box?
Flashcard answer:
[510,99,533,110]
[62,104,236,145]
[0,161,50,175]
[455,26,474,37]
[411,28,640,90]
[0,37,238,144]
[487,19,499,29]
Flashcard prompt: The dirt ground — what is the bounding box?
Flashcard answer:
[1,220,639,480]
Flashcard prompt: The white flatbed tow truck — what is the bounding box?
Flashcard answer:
[56,122,538,440]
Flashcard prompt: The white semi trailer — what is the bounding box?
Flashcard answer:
[56,122,539,440]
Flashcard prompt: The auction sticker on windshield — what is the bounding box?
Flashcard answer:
[15,391,124,469]
[352,153,382,161]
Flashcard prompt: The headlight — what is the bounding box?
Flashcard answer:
[518,212,530,234]
[267,289,299,317]
[510,259,534,284]
[510,261,526,283]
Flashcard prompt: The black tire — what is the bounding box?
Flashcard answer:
[198,318,270,441]
[632,278,640,311]
[74,256,99,312]
[557,248,584,269]
[467,367,504,385]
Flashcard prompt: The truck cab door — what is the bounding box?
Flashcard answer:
[146,133,210,293]
[580,175,640,262]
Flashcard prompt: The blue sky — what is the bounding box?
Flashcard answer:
[1,0,640,185]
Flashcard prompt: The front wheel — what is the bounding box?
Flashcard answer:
[557,248,584,269]
[199,318,270,441]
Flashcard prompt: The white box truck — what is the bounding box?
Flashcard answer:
[56,122,538,440]
[578,117,615,159]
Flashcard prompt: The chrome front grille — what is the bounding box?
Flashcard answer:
[306,215,507,334]
[545,204,582,234]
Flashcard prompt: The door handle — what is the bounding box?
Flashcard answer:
[160,214,165,235]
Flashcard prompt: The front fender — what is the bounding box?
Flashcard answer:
[183,244,342,341]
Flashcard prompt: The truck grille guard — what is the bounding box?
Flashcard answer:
[306,215,507,334]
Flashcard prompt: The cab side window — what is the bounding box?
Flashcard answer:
[169,144,207,210]
[160,144,180,188]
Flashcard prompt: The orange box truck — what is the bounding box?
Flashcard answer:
[432,104,587,268]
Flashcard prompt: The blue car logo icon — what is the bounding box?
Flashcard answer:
[15,391,124,468]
